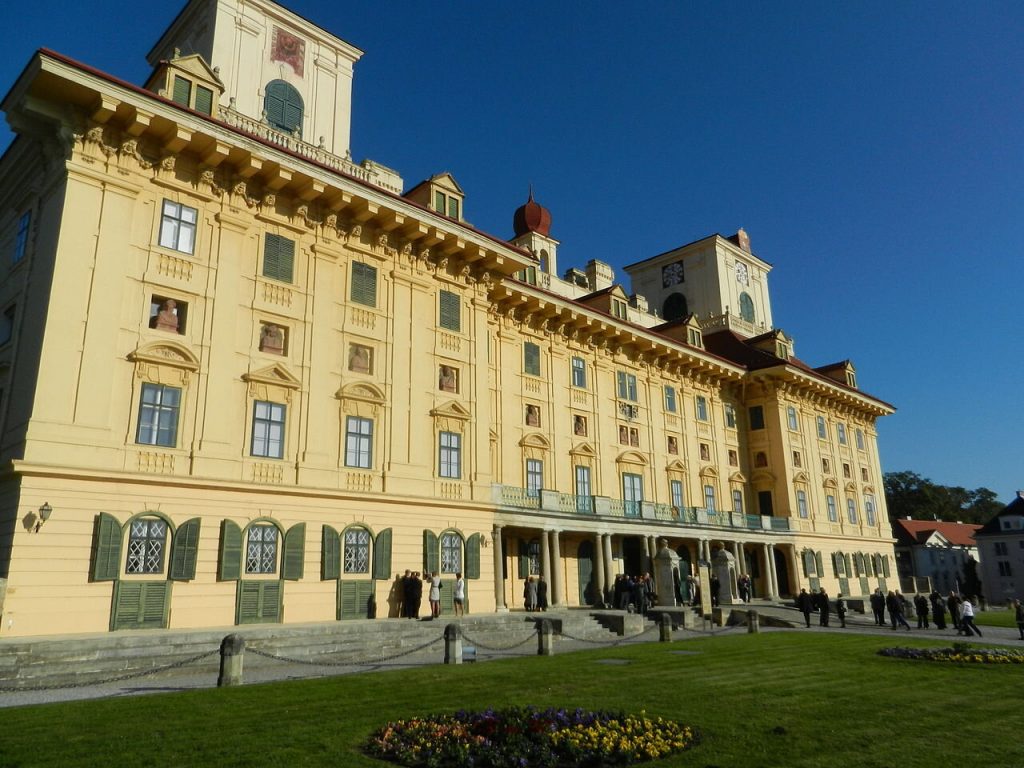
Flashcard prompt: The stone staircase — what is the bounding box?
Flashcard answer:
[0,610,626,690]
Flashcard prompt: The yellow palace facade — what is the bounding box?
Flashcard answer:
[0,0,895,637]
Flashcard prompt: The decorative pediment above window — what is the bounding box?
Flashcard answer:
[242,363,301,389]
[430,400,470,432]
[844,481,857,494]
[665,459,688,474]
[569,442,596,458]
[336,382,386,418]
[793,471,810,484]
[518,433,551,450]
[699,465,720,480]
[615,450,648,467]
[822,477,839,490]
[728,470,747,484]
[129,341,200,385]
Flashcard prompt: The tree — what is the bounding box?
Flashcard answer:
[883,471,1002,525]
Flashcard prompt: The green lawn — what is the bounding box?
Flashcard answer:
[1,632,1023,767]
[974,608,1019,628]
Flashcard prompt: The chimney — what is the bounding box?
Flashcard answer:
[585,259,614,291]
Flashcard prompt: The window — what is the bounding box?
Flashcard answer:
[264,80,303,135]
[846,498,858,525]
[837,423,847,445]
[194,85,214,115]
[0,305,15,345]
[262,233,295,283]
[126,518,168,574]
[998,561,1013,577]
[251,401,286,458]
[616,371,638,402]
[695,395,708,421]
[797,490,809,519]
[172,75,192,107]
[787,406,799,431]
[525,539,541,575]
[826,495,838,522]
[439,290,460,331]
[816,416,827,440]
[704,484,716,513]
[665,386,677,413]
[687,328,702,347]
[855,429,865,451]
[571,356,587,388]
[526,459,543,497]
[724,403,737,428]
[629,427,639,447]
[995,542,1008,556]
[12,211,30,263]
[343,527,371,573]
[433,191,461,220]
[732,489,743,514]
[728,449,739,467]
[136,383,181,447]
[351,262,377,307]
[524,342,541,376]
[612,298,628,319]
[671,480,684,509]
[245,524,278,574]
[575,466,592,513]
[749,405,765,430]
[739,292,755,323]
[439,365,458,393]
[439,431,461,478]
[865,495,876,526]
[619,425,629,445]
[667,436,678,455]
[159,200,197,254]
[754,451,768,467]
[440,532,462,573]
[345,416,373,468]
[623,473,643,516]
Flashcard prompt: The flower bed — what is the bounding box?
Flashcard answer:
[365,706,699,767]
[878,645,1024,664]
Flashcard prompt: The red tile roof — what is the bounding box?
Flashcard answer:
[891,518,981,547]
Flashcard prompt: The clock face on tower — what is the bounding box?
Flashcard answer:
[735,262,749,285]
[662,261,684,287]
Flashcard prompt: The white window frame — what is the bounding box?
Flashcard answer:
[439,431,461,478]
[344,416,373,469]
[251,401,286,459]
[159,200,197,254]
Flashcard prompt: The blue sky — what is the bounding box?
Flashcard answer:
[2,1,1021,500]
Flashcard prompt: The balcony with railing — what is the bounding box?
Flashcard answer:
[217,104,404,194]
[493,484,790,533]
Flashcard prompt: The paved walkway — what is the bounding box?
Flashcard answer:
[2,607,1019,710]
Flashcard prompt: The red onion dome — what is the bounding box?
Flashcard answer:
[513,189,551,237]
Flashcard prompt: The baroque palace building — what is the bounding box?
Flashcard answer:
[0,0,896,637]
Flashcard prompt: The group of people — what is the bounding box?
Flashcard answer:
[796,588,850,628]
[396,570,465,619]
[523,575,549,611]
[868,589,982,636]
[612,573,656,613]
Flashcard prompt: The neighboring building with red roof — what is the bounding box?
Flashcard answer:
[974,492,1024,604]
[891,518,980,595]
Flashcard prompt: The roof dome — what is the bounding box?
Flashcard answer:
[512,189,551,237]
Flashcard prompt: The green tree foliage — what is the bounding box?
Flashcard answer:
[883,471,1003,525]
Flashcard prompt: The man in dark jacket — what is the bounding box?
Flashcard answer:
[930,591,947,629]
[870,588,886,626]
[797,588,815,627]
[815,588,831,627]
[913,593,930,629]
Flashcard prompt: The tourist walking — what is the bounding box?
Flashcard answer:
[914,593,930,629]
[1013,598,1024,640]
[959,596,983,637]
[836,593,848,628]
[816,588,831,627]
[870,588,886,626]
[887,590,911,630]
[797,588,814,628]
[453,572,466,616]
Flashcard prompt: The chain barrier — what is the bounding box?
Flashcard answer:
[0,648,220,694]
[246,633,444,668]
[459,630,538,652]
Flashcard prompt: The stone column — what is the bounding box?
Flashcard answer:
[733,541,744,573]
[647,536,657,571]
[493,525,507,611]
[762,544,773,599]
[768,544,781,599]
[594,532,606,607]
[549,529,563,607]
[603,534,615,600]
[540,529,551,606]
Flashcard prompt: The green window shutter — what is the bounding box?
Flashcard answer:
[263,233,295,283]
[112,582,142,630]
[351,262,377,307]
[142,582,170,627]
[882,556,891,577]
[194,85,214,115]
[465,533,481,580]
[172,76,191,107]
[261,581,282,621]
[338,580,374,620]
[237,581,282,624]
[518,538,530,579]
[322,524,340,580]
[439,290,460,331]
[423,530,439,574]
[91,512,122,582]
[801,550,814,578]
[112,581,169,630]
[169,518,201,581]
[264,81,303,134]
[282,523,306,581]
[358,581,375,618]
[814,551,824,579]
[218,520,243,581]
[373,528,392,580]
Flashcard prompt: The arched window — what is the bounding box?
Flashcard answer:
[739,292,755,323]
[539,249,549,274]
[663,292,688,322]
[343,526,371,573]
[246,523,279,574]
[264,80,303,136]
[126,517,168,574]
[440,531,463,573]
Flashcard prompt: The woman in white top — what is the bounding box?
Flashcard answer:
[428,572,442,618]
[453,572,466,616]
